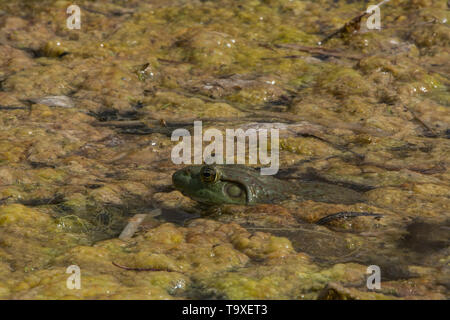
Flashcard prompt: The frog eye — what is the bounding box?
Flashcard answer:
[225,184,243,198]
[200,165,219,183]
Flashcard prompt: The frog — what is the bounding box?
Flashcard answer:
[172,164,364,206]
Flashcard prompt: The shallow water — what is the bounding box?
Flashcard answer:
[0,0,448,299]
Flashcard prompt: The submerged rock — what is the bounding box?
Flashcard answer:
[30,96,75,108]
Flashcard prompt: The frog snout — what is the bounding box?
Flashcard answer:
[172,168,191,190]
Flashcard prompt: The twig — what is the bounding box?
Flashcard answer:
[80,5,135,17]
[316,211,383,225]
[320,11,369,45]
[112,261,176,272]
[403,105,438,137]
[269,44,364,60]
[245,226,334,237]
[17,194,65,206]
[0,105,27,110]
[92,120,147,128]
[319,0,391,45]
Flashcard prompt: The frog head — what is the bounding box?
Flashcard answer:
[172,164,288,205]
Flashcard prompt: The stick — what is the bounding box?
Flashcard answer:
[319,0,391,45]
[316,212,383,225]
[112,261,176,272]
[270,44,364,60]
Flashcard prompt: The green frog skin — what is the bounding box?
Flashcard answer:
[172,164,364,206]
